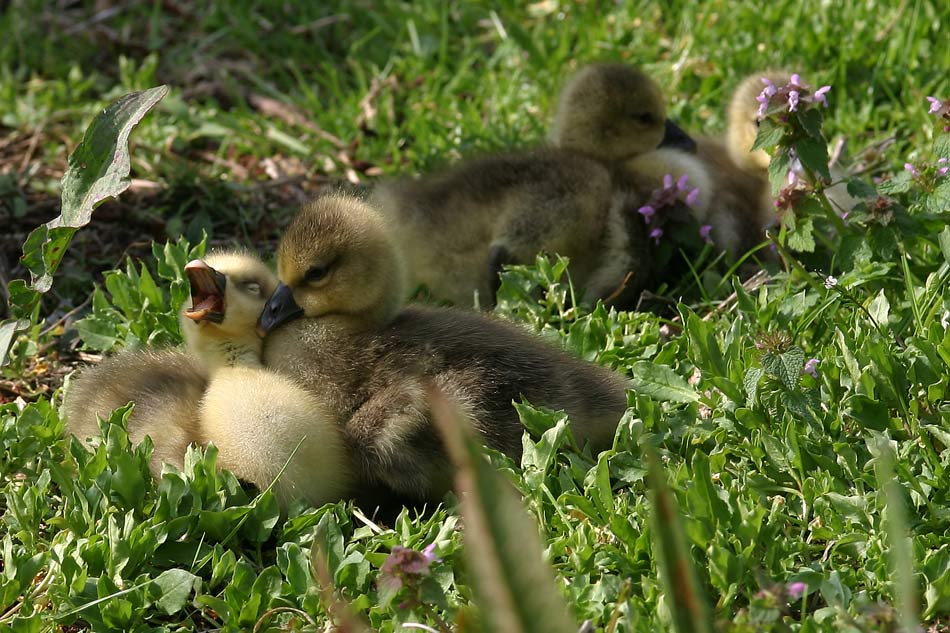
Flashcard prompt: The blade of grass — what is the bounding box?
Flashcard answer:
[641,430,713,633]
[428,385,576,633]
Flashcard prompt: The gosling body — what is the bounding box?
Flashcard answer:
[260,194,631,501]
[372,62,691,309]
[62,348,207,474]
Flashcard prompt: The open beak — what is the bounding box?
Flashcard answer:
[183,259,227,323]
[257,282,304,337]
[660,118,697,152]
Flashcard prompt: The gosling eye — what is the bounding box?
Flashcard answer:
[631,112,657,125]
[305,265,330,283]
[241,281,261,295]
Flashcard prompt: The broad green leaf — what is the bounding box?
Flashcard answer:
[935,134,950,163]
[927,178,950,214]
[151,568,199,615]
[846,178,878,199]
[682,309,728,378]
[768,151,792,195]
[877,171,913,195]
[1,86,168,367]
[787,214,816,253]
[0,321,19,363]
[761,346,805,390]
[57,85,169,228]
[798,108,825,140]
[630,361,699,402]
[751,118,784,152]
[429,387,576,633]
[868,290,891,329]
[939,226,950,265]
[744,367,764,404]
[795,137,831,182]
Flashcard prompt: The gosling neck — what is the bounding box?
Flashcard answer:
[183,325,264,372]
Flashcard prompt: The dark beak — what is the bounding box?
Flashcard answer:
[257,282,304,337]
[660,118,697,152]
[183,259,227,323]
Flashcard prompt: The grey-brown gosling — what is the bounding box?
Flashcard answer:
[370,62,694,308]
[257,194,631,501]
[583,70,776,258]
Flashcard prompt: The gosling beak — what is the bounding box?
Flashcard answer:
[660,119,697,152]
[183,259,227,323]
[257,282,304,337]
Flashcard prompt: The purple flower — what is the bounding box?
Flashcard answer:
[926,96,950,121]
[676,173,690,191]
[699,224,713,244]
[685,187,700,207]
[379,544,438,593]
[663,173,673,189]
[422,543,440,563]
[638,205,655,221]
[904,162,918,177]
[804,358,820,378]
[756,73,832,119]
[756,78,777,118]
[938,157,948,177]
[787,582,807,600]
[787,89,800,112]
[650,227,663,244]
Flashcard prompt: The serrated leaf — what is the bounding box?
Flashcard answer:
[846,178,878,199]
[877,171,913,195]
[798,108,825,140]
[744,367,764,404]
[926,178,950,214]
[151,568,199,615]
[762,346,805,389]
[935,134,950,161]
[787,215,816,252]
[768,151,792,195]
[751,118,785,152]
[630,361,699,402]
[795,137,831,182]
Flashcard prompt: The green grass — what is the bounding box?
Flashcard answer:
[2,1,950,630]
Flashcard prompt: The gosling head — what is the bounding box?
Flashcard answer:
[726,70,792,173]
[257,194,407,336]
[551,62,696,161]
[180,250,278,368]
